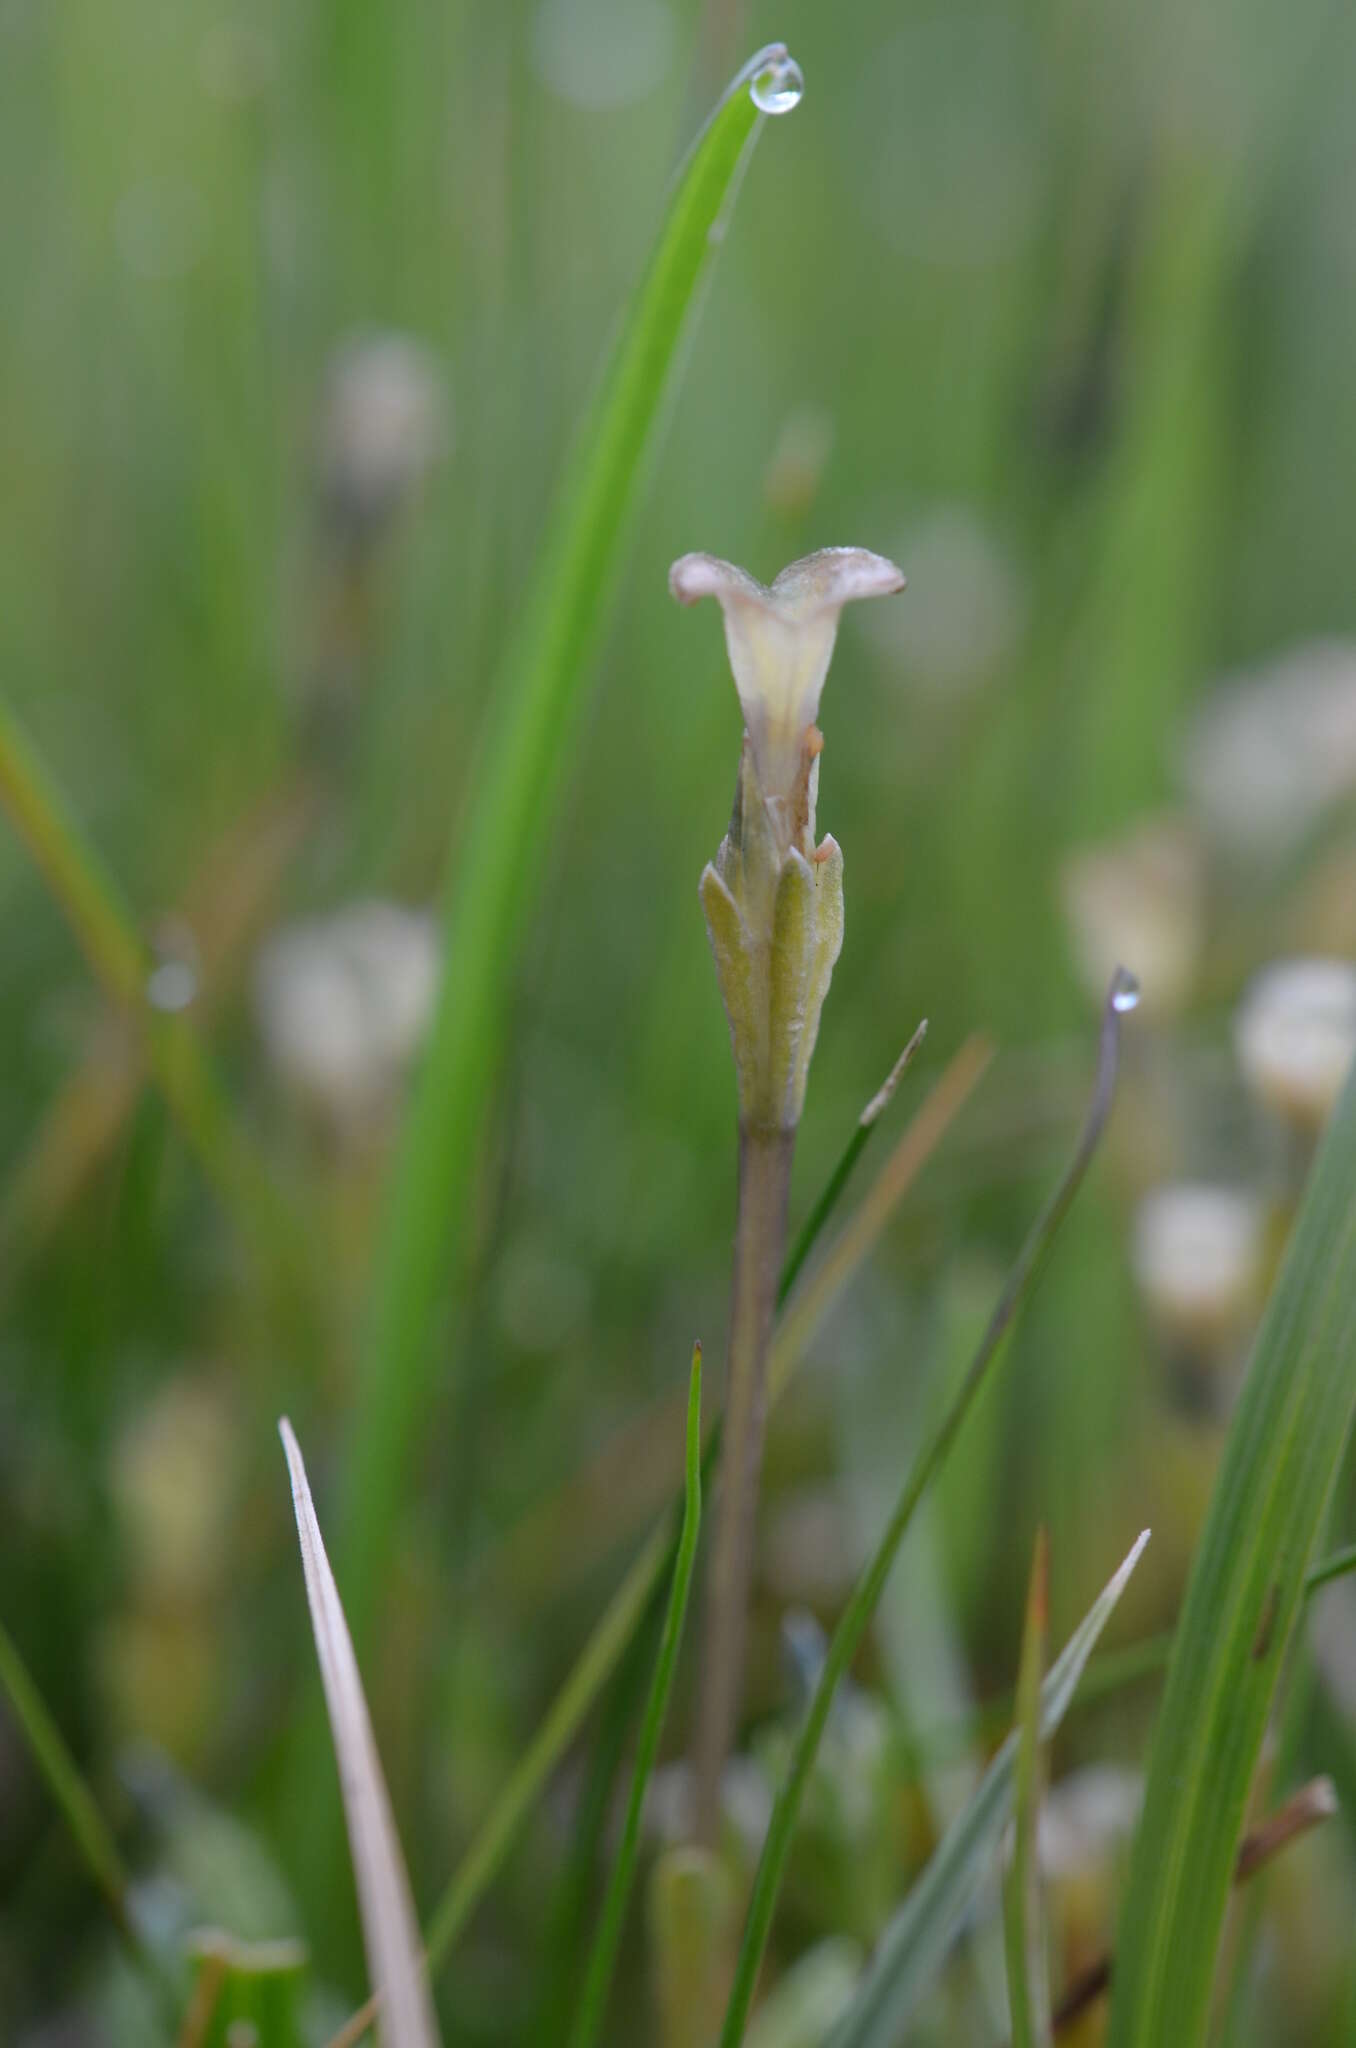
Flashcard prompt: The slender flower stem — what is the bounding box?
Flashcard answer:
[694,1120,795,1843]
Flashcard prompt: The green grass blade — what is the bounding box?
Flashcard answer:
[828,1532,1151,2048]
[338,44,801,1645]
[569,1345,704,2048]
[532,1606,661,2039]
[778,1021,927,1309]
[718,974,1134,2047]
[0,1616,131,1934]
[903,1551,1353,1784]
[1304,1541,1356,1595]
[1002,1529,1051,2048]
[1107,1057,1356,2048]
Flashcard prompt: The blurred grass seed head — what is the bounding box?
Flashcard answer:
[1234,957,1356,1134]
[1185,641,1356,864]
[319,333,451,541]
[1132,1181,1264,1354]
[253,900,439,1141]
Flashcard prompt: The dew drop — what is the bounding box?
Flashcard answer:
[750,50,803,115]
[1110,966,1141,1014]
[147,917,201,1014]
[147,959,199,1013]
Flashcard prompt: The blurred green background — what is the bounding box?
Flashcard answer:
[3,0,1356,2040]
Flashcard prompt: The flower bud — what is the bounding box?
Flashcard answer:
[672,547,904,1130]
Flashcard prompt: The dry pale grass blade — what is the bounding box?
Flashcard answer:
[280,1419,440,2048]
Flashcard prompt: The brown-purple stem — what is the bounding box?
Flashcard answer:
[694,1120,796,1844]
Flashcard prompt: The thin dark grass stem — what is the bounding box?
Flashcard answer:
[718,972,1132,2047]
[695,1123,793,1841]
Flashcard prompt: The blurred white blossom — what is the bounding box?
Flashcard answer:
[1132,1182,1263,1352]
[1235,957,1356,1133]
[319,332,450,538]
[1062,816,1204,1019]
[644,1757,772,1866]
[1038,1764,1143,1882]
[1185,641,1356,863]
[254,900,439,1138]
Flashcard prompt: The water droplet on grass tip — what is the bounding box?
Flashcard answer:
[1110,966,1141,1014]
[750,52,803,115]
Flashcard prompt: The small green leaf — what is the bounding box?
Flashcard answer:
[767,846,816,1125]
[828,1531,1150,2048]
[790,835,844,1121]
[702,860,763,1113]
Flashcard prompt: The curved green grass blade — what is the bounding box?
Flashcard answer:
[532,1605,661,2039]
[778,1021,927,1309]
[828,1532,1150,2048]
[569,1346,703,2048]
[1107,1057,1356,2048]
[718,974,1134,2047]
[1002,1529,1051,2048]
[338,44,802,1646]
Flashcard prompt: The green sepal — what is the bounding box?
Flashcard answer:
[701,861,765,1116]
[790,834,844,1121]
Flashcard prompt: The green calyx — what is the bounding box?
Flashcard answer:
[701,740,845,1132]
